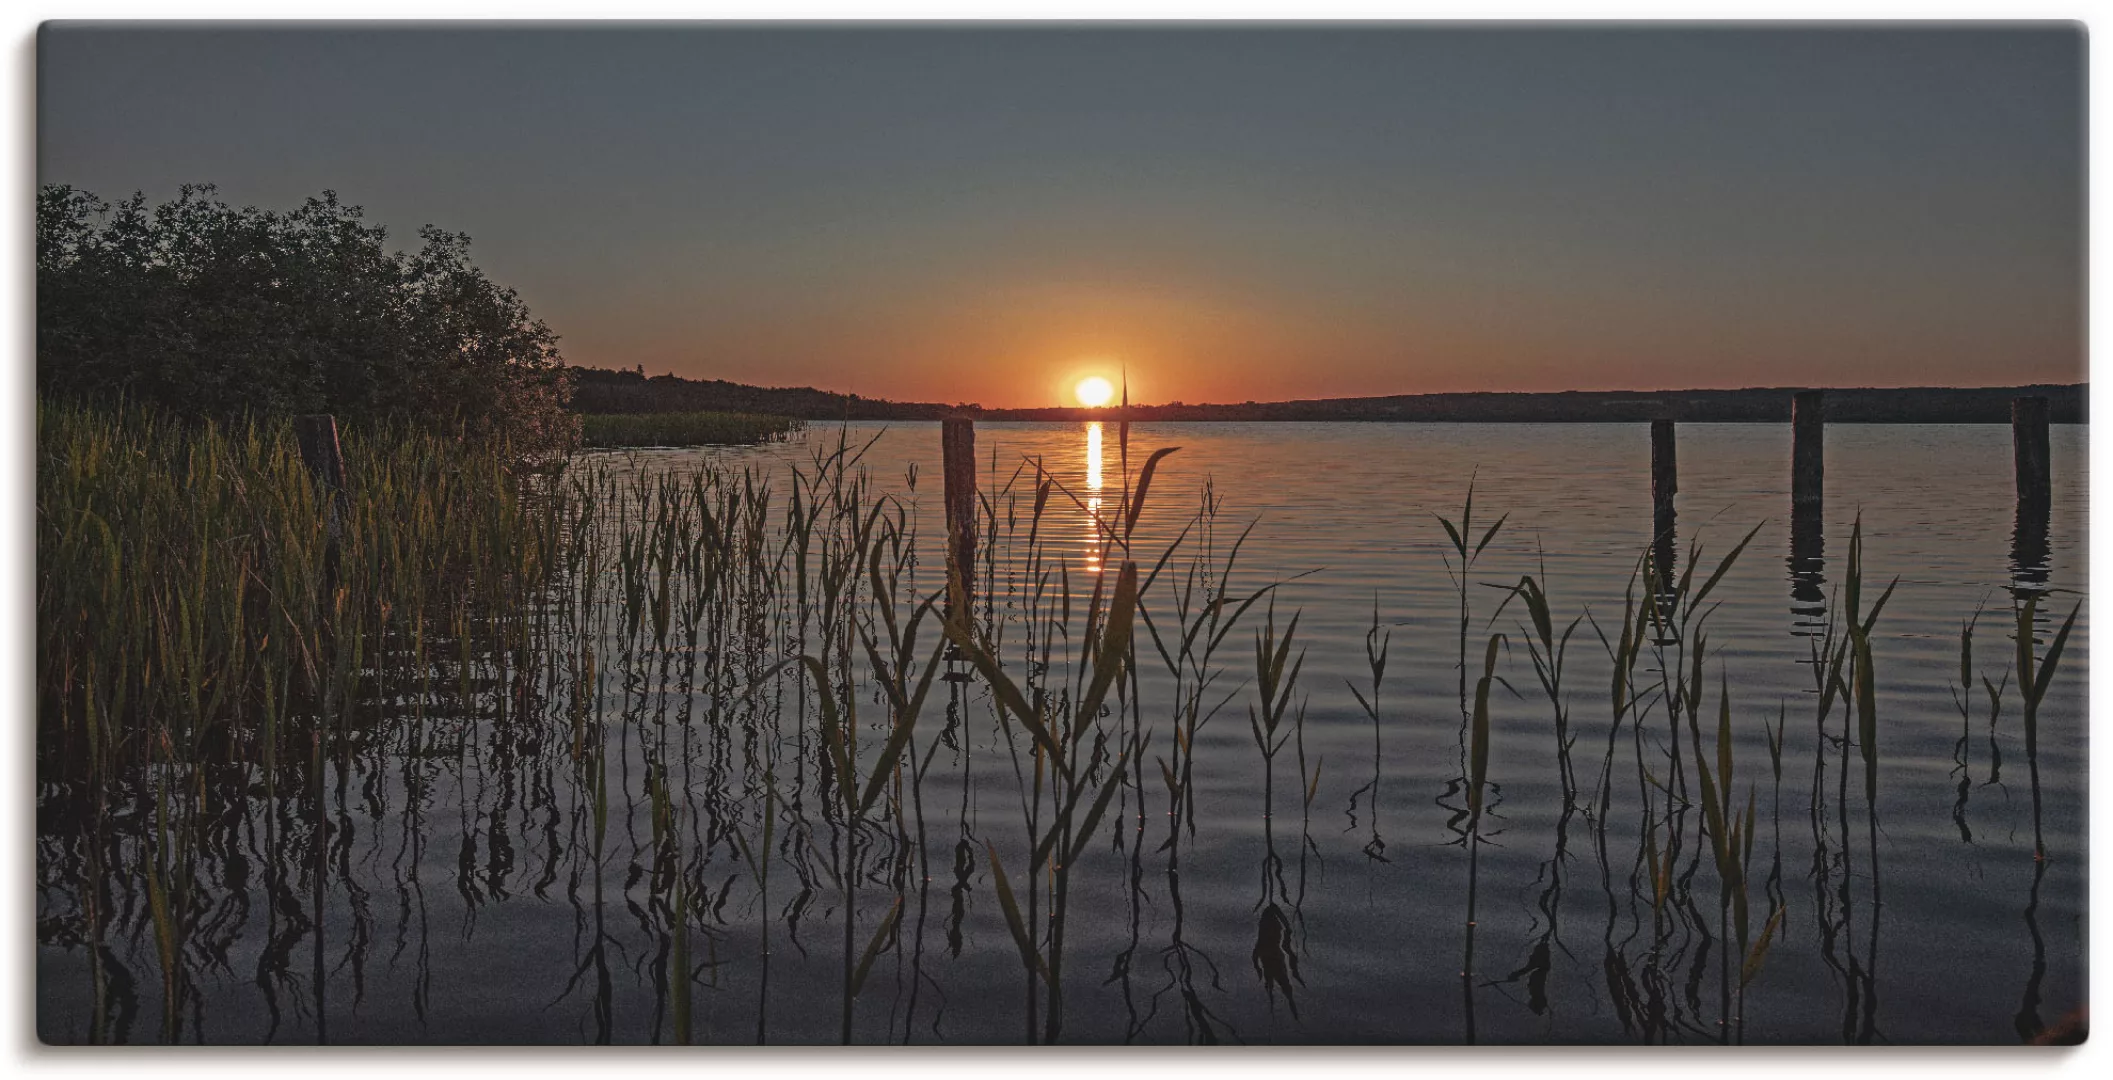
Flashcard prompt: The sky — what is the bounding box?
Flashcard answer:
[38,24,2084,409]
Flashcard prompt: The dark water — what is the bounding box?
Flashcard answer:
[37,421,2086,1044]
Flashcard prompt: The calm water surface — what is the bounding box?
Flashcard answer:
[38,421,2087,1044]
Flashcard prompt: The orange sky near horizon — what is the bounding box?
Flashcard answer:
[576,267,2083,409]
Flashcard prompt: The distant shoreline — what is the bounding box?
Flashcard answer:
[572,369,2086,425]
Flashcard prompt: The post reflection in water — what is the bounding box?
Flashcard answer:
[2010,492,2052,602]
[1650,497,1678,629]
[1789,505,1827,640]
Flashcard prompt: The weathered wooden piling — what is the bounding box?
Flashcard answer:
[941,415,977,615]
[1650,419,1677,522]
[2013,396,2051,506]
[1792,390,1824,510]
[1649,418,1678,602]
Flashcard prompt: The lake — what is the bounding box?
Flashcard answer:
[36,420,2088,1044]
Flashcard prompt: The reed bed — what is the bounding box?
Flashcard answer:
[38,399,563,773]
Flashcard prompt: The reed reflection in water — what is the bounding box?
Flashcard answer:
[35,420,2087,1045]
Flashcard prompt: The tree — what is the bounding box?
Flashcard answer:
[37,183,577,455]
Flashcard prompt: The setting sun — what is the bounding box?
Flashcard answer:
[1075,375,1115,408]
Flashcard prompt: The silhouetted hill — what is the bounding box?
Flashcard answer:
[572,367,2085,424]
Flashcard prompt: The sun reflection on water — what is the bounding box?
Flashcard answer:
[1084,421,1103,574]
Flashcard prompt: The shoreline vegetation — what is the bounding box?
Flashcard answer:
[39,185,578,460]
[574,364,2087,425]
[579,409,803,448]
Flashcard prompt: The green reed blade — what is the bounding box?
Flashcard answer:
[984,842,1050,983]
[848,896,904,997]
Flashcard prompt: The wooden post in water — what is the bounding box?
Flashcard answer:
[941,415,977,619]
[1792,390,1824,511]
[1649,418,1678,597]
[2013,396,2051,507]
[1650,419,1677,524]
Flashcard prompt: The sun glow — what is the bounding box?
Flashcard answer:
[1075,376,1115,408]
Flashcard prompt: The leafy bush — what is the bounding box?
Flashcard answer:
[37,183,578,458]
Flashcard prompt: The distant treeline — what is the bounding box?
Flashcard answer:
[575,366,2086,424]
[573,366,957,419]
